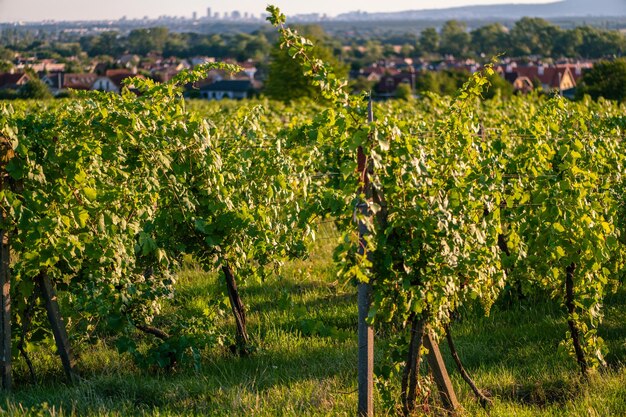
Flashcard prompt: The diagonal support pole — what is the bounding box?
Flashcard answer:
[37,273,78,384]
[424,332,461,415]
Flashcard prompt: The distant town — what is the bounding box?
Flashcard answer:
[0,1,625,102]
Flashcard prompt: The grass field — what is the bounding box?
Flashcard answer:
[1,235,625,416]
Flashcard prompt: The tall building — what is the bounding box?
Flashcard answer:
[192,11,198,20]
[207,8,211,18]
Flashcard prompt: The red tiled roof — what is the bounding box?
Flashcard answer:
[555,63,593,82]
[506,66,573,89]
[63,73,98,90]
[110,74,142,88]
[0,72,30,89]
[105,69,136,77]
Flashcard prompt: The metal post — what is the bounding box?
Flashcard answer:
[357,97,374,417]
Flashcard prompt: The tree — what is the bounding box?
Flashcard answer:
[19,78,53,100]
[395,83,413,101]
[127,28,169,55]
[0,46,14,61]
[471,23,509,58]
[418,28,439,56]
[264,25,347,102]
[439,21,471,58]
[350,76,376,95]
[575,26,626,59]
[415,69,470,96]
[81,31,124,57]
[0,61,12,72]
[576,58,626,102]
[509,17,560,56]
[400,43,414,58]
[483,72,514,99]
[163,33,190,58]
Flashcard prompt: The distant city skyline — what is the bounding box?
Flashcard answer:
[0,0,557,22]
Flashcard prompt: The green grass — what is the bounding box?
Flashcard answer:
[1,236,625,416]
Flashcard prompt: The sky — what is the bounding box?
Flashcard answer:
[0,0,557,22]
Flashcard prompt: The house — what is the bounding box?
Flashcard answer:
[0,72,30,90]
[239,61,258,80]
[199,80,256,100]
[359,66,399,83]
[556,62,593,84]
[152,67,180,83]
[93,70,144,93]
[148,59,191,82]
[92,76,120,93]
[375,70,416,98]
[41,70,141,94]
[93,62,109,76]
[41,72,65,95]
[190,56,216,66]
[504,65,577,93]
[62,73,99,90]
[117,54,140,68]
[105,69,141,90]
[23,60,66,73]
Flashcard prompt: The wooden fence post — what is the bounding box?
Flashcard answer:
[0,137,13,390]
[37,273,78,383]
[357,97,374,417]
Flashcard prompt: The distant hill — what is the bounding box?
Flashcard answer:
[335,0,626,21]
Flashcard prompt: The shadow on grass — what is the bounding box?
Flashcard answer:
[444,288,626,409]
[493,378,584,407]
[1,340,358,416]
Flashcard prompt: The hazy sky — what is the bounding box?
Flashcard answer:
[0,0,557,22]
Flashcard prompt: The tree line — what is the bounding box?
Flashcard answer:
[1,17,625,70]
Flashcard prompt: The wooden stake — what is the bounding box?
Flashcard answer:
[37,273,78,383]
[0,226,11,391]
[424,332,461,414]
[357,282,374,416]
[357,97,374,417]
[222,264,250,355]
[0,140,12,390]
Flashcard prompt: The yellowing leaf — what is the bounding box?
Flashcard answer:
[83,187,97,201]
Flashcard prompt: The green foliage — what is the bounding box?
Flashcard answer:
[267,5,626,407]
[483,72,514,99]
[415,69,470,96]
[577,58,626,102]
[418,28,439,56]
[264,25,348,102]
[471,23,510,57]
[394,83,413,101]
[510,17,561,56]
[19,79,52,100]
[0,7,625,412]
[1,60,316,369]
[439,20,471,58]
